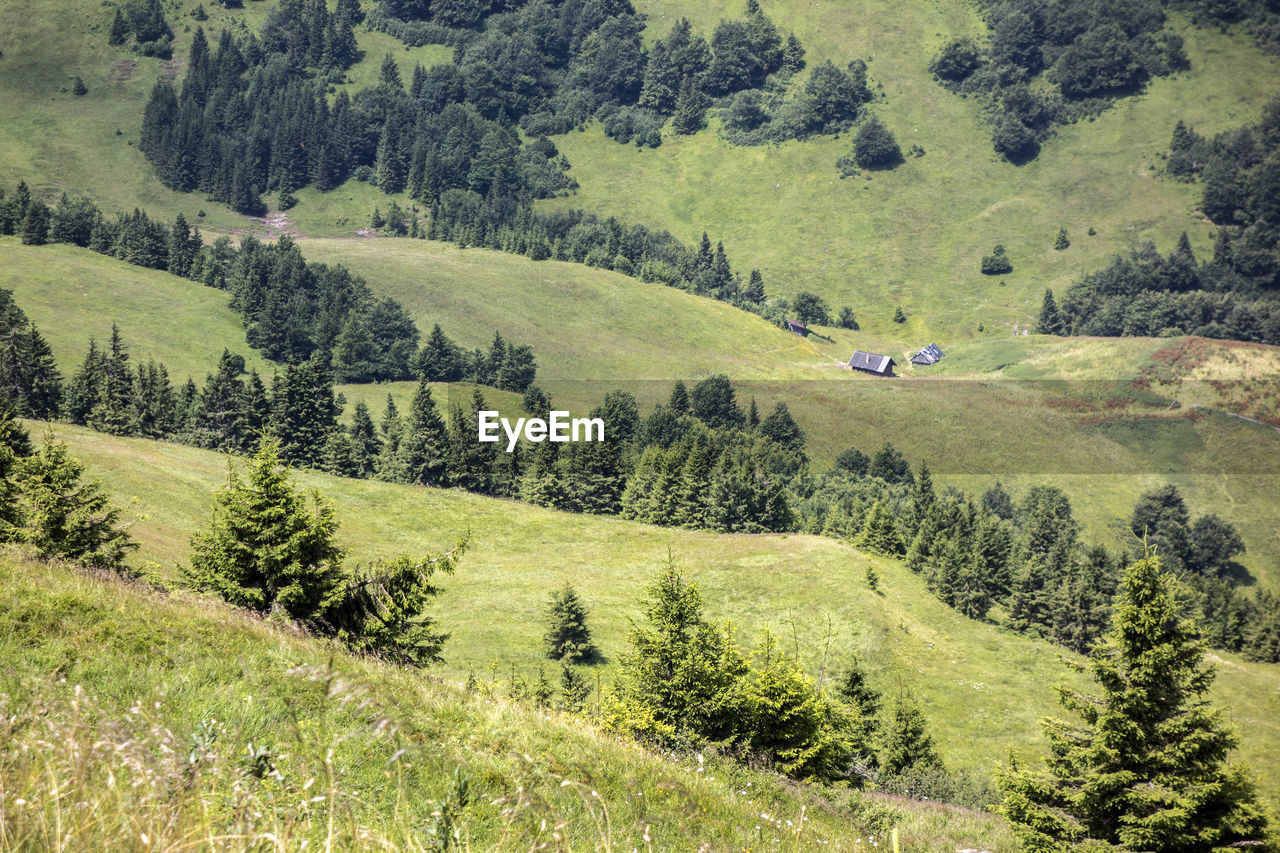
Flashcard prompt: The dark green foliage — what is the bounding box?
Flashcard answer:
[854,499,903,555]
[930,38,981,81]
[834,447,870,476]
[20,200,50,246]
[108,0,174,57]
[324,539,465,666]
[792,291,830,326]
[981,244,1013,275]
[0,289,63,420]
[72,77,88,96]
[1054,228,1070,250]
[1035,289,1065,334]
[670,76,709,135]
[1,436,136,572]
[543,583,601,665]
[892,305,906,323]
[853,116,903,169]
[868,443,913,485]
[998,552,1270,852]
[559,664,591,712]
[1060,102,1280,345]
[837,306,858,329]
[758,402,804,451]
[269,359,340,469]
[689,374,743,429]
[393,379,449,487]
[881,694,942,776]
[185,440,345,619]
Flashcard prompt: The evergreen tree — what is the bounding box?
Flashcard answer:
[19,325,62,420]
[853,116,902,169]
[185,439,345,619]
[881,693,942,776]
[855,499,904,555]
[395,379,449,486]
[4,436,136,571]
[268,359,340,468]
[324,539,467,666]
[1036,289,1065,335]
[668,379,689,414]
[20,199,50,246]
[1054,227,1070,250]
[606,557,748,742]
[999,551,1270,852]
[544,583,601,664]
[744,268,765,303]
[892,304,906,323]
[671,76,708,135]
[348,400,381,476]
[981,244,1013,275]
[560,663,591,712]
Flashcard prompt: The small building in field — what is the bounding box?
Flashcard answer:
[786,318,808,336]
[848,351,894,376]
[910,343,944,366]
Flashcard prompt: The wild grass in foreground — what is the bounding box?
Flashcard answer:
[0,550,1019,851]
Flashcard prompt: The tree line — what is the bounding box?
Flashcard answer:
[135,14,777,315]
[795,449,1280,663]
[0,183,540,387]
[1040,98,1280,343]
[10,294,1276,663]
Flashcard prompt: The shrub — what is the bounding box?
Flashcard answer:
[980,244,1012,275]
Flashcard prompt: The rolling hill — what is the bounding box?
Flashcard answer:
[33,421,1280,812]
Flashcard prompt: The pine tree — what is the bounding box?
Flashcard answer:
[1054,227,1070,250]
[668,379,689,414]
[20,200,50,246]
[998,551,1270,852]
[783,31,805,72]
[671,76,708,135]
[348,400,381,477]
[881,693,942,776]
[6,436,136,571]
[19,325,62,420]
[892,305,906,323]
[1036,288,1064,335]
[559,663,591,712]
[836,659,882,773]
[395,379,449,486]
[324,538,467,666]
[185,439,345,619]
[855,499,903,556]
[744,268,765,303]
[544,583,602,664]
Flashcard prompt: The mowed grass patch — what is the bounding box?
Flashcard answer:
[541,6,1280,343]
[0,551,1022,852]
[32,423,1280,808]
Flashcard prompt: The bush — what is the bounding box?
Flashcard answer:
[853,116,903,169]
[930,39,981,81]
[980,244,1012,275]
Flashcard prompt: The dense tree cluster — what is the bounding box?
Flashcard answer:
[1048,102,1280,343]
[1046,101,1280,343]
[930,0,1192,161]
[604,559,933,784]
[0,185,541,386]
[108,0,173,58]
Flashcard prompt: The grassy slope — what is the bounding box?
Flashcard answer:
[0,237,274,380]
[0,552,1017,852]
[6,236,1278,589]
[541,8,1280,342]
[37,423,1280,810]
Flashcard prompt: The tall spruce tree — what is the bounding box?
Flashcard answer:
[395,379,449,486]
[1036,288,1065,335]
[881,693,942,776]
[998,551,1270,852]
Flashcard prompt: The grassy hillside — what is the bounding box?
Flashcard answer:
[540,10,1280,342]
[0,237,273,380]
[6,235,1277,589]
[0,551,1018,852]
[36,423,1280,810]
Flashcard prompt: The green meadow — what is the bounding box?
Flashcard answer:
[34,422,1280,812]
